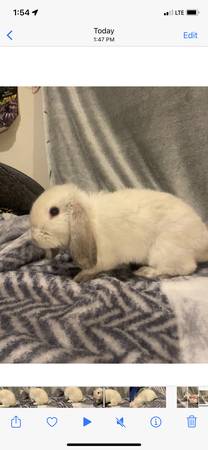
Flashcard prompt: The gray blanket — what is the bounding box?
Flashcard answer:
[0,213,208,363]
[42,87,208,222]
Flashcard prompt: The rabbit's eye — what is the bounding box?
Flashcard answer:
[49,206,60,217]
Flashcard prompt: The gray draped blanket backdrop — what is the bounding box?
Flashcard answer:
[42,87,208,221]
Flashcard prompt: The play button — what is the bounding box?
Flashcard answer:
[83,417,92,427]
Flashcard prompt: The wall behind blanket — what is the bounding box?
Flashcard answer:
[0,87,49,189]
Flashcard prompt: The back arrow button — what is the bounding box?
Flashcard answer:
[7,30,13,40]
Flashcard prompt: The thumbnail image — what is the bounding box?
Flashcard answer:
[177,387,199,408]
[101,387,166,408]
[198,387,208,406]
[0,387,103,408]
[1,87,208,364]
[0,387,166,408]
[177,387,187,408]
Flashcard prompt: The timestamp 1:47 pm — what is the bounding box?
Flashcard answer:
[94,36,115,42]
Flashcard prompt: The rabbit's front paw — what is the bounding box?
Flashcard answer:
[73,268,98,283]
[134,266,161,279]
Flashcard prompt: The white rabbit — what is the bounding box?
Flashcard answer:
[30,184,208,282]
[93,388,122,406]
[0,389,17,407]
[129,388,157,407]
[64,387,83,403]
[29,388,49,406]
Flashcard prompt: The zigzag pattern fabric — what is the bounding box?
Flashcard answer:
[0,214,180,363]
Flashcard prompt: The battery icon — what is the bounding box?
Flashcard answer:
[186,9,199,15]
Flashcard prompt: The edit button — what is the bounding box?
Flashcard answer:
[183,31,198,39]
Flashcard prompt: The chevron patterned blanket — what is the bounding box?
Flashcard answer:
[0,213,208,363]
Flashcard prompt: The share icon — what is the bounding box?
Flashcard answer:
[116,417,126,428]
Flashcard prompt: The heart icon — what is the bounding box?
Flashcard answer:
[47,417,58,427]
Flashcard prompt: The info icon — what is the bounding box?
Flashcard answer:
[150,416,162,428]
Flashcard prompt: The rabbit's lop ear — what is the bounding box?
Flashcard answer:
[70,202,97,269]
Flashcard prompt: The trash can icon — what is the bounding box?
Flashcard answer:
[187,415,197,428]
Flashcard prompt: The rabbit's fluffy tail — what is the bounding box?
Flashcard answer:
[196,224,208,262]
[198,249,208,262]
